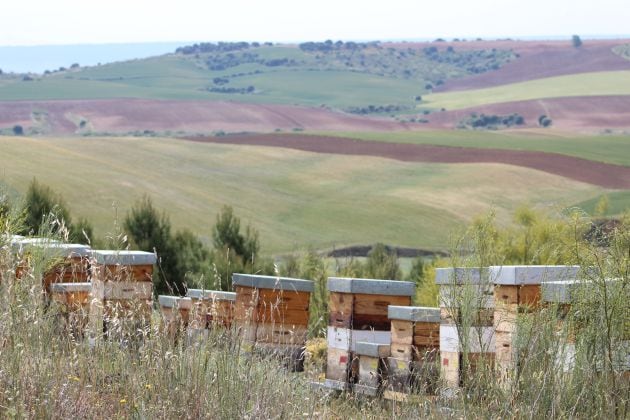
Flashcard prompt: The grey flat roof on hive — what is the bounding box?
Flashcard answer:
[490,265,580,285]
[158,295,193,308]
[388,305,440,322]
[186,289,236,301]
[354,341,391,358]
[327,277,414,296]
[542,279,619,303]
[50,282,92,292]
[232,273,314,292]
[91,250,157,265]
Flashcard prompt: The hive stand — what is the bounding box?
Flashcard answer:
[385,306,440,399]
[89,250,156,342]
[158,295,192,340]
[50,282,92,337]
[186,289,236,332]
[435,267,495,389]
[232,273,314,371]
[491,265,580,382]
[324,277,415,390]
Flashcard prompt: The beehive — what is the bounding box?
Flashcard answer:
[9,237,61,281]
[385,306,440,396]
[89,250,156,341]
[542,279,629,374]
[354,341,390,396]
[490,265,580,380]
[50,282,91,337]
[158,295,192,339]
[325,277,414,389]
[232,273,314,370]
[435,267,495,388]
[186,289,236,330]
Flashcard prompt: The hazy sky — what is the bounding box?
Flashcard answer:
[2,0,628,46]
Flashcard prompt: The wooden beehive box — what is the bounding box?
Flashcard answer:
[158,295,192,338]
[435,267,495,389]
[50,282,92,337]
[186,289,236,330]
[325,277,415,388]
[386,306,440,396]
[89,250,156,340]
[542,279,629,374]
[9,237,61,281]
[39,243,91,294]
[232,274,313,363]
[354,341,390,396]
[490,265,580,380]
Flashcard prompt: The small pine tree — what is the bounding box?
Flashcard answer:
[364,243,401,280]
[22,178,72,237]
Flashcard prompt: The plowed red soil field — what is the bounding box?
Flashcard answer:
[424,95,630,132]
[188,133,630,189]
[0,99,414,134]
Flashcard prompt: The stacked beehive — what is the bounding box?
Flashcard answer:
[158,295,192,339]
[491,265,579,381]
[384,305,441,398]
[232,273,314,370]
[436,267,495,389]
[541,279,629,375]
[186,289,236,331]
[38,243,91,297]
[325,277,415,390]
[50,282,92,336]
[10,237,60,281]
[89,250,156,341]
[354,341,390,396]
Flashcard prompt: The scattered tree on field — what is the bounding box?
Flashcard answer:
[572,35,583,48]
[13,125,24,135]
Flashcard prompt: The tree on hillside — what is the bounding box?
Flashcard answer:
[364,243,402,280]
[21,179,93,244]
[212,205,259,263]
[572,35,583,48]
[13,125,24,135]
[124,196,182,294]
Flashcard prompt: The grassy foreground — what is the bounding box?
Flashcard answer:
[0,135,605,254]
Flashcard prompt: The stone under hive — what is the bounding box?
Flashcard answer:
[491,265,580,381]
[233,273,314,370]
[435,267,495,389]
[324,277,415,390]
[384,305,441,398]
[89,250,157,340]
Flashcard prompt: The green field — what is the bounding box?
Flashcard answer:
[575,191,630,216]
[423,71,630,110]
[321,130,630,167]
[0,43,515,110]
[0,136,606,254]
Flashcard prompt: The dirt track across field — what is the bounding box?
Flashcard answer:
[188,133,630,189]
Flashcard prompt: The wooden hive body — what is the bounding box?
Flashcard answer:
[233,274,314,371]
[50,282,92,337]
[491,265,580,381]
[386,306,440,396]
[186,289,236,330]
[435,267,495,389]
[324,277,415,390]
[89,250,156,341]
